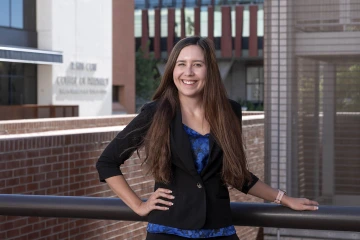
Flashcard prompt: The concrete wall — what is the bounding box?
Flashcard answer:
[0,114,264,240]
[224,60,247,102]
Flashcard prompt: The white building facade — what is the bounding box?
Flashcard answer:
[0,0,112,118]
[37,0,112,116]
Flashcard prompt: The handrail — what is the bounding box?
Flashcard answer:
[1,194,359,232]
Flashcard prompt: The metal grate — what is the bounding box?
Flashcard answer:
[264,0,360,209]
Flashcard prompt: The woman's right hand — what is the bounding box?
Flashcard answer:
[134,188,175,216]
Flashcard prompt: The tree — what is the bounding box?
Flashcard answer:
[135,47,160,112]
[336,64,360,112]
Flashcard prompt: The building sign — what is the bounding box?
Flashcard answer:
[55,62,109,96]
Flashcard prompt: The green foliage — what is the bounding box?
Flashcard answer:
[237,98,264,111]
[336,64,360,112]
[135,47,160,110]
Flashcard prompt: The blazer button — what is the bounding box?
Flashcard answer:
[197,183,202,188]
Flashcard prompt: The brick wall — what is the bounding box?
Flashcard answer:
[0,112,260,135]
[0,115,136,135]
[0,115,264,240]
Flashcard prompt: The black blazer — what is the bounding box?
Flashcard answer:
[96,99,258,230]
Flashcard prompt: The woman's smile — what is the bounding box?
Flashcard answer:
[173,45,207,99]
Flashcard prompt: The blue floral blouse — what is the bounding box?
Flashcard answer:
[146,124,236,238]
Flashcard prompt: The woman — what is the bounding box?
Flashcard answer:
[96,37,319,240]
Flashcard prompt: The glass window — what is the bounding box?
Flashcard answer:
[214,6,222,37]
[148,9,155,37]
[161,9,168,37]
[134,9,142,37]
[257,5,264,37]
[201,0,212,6]
[113,86,119,102]
[0,76,9,105]
[231,6,235,37]
[243,6,249,37]
[0,63,36,105]
[185,0,196,8]
[11,0,23,28]
[0,0,10,27]
[162,0,174,8]
[9,76,24,104]
[175,8,182,37]
[135,0,146,9]
[200,6,208,37]
[0,62,9,76]
[149,0,160,8]
[246,67,264,102]
[185,8,195,36]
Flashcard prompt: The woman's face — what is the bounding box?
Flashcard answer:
[173,45,207,100]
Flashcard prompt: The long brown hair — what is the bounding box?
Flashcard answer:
[143,36,251,189]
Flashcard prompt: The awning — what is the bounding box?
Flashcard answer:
[0,45,63,65]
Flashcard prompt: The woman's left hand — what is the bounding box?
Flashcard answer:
[282,196,319,211]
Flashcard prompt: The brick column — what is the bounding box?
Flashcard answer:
[249,5,258,57]
[208,5,214,41]
[194,7,200,36]
[235,6,244,57]
[167,8,175,55]
[181,7,185,38]
[141,9,149,56]
[221,6,232,57]
[154,8,161,59]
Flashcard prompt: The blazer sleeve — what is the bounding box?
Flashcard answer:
[229,99,259,194]
[96,102,156,182]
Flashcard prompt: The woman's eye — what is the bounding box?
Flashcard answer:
[194,63,202,67]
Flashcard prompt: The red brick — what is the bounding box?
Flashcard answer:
[27,150,40,158]
[20,225,33,234]
[13,185,26,193]
[33,157,46,165]
[1,187,12,194]
[6,178,19,186]
[52,163,64,171]
[20,176,33,184]
[40,228,52,237]
[46,156,58,164]
[27,183,39,191]
[0,170,13,179]
[0,153,14,161]
[52,147,63,155]
[6,160,20,169]
[20,159,33,167]
[33,173,46,182]
[27,231,40,239]
[6,229,20,238]
[27,166,39,175]
[39,149,51,157]
[46,172,58,180]
[39,164,52,172]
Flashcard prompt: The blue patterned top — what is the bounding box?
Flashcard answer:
[146,124,236,238]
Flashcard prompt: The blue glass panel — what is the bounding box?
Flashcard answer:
[135,0,146,9]
[201,0,212,6]
[185,0,196,8]
[0,0,10,27]
[149,0,160,8]
[11,0,23,28]
[162,0,174,8]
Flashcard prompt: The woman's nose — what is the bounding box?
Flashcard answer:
[184,66,194,76]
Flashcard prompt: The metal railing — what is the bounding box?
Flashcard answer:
[1,194,359,232]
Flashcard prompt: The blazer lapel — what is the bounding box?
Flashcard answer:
[200,134,217,177]
[170,108,198,176]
